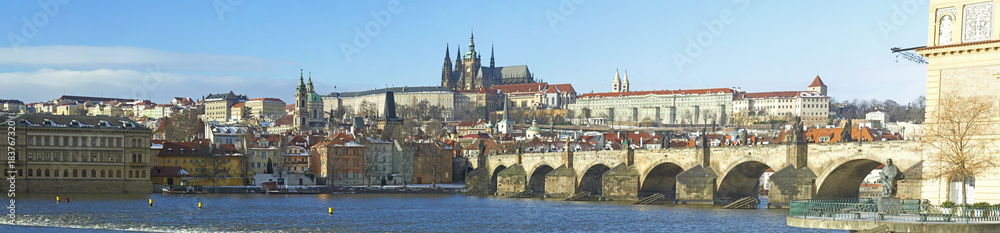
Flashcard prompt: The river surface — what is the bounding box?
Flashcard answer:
[1,193,841,232]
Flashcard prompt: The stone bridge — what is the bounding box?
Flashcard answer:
[466,141,923,207]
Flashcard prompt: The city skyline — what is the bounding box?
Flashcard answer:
[1,1,928,104]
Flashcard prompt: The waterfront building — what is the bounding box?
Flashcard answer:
[440,31,536,91]
[155,141,246,186]
[4,114,152,193]
[282,144,311,174]
[310,132,365,186]
[150,166,186,186]
[203,91,248,123]
[408,141,453,184]
[245,134,281,175]
[916,0,1000,204]
[568,88,736,126]
[731,76,830,127]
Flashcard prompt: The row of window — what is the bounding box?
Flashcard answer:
[27,135,145,148]
[26,151,145,163]
[22,168,146,178]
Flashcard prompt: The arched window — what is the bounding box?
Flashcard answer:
[129,170,133,178]
[81,169,87,177]
[45,169,50,177]
[73,169,78,177]
[101,170,106,177]
[63,170,68,177]
[117,170,121,178]
[54,169,59,177]
[141,170,146,178]
[27,169,32,177]
[91,170,96,177]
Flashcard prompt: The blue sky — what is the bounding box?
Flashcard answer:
[0,0,929,104]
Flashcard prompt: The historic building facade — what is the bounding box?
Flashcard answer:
[731,76,830,127]
[4,114,152,193]
[568,88,736,126]
[441,32,536,91]
[917,0,1000,204]
[324,86,456,120]
[203,91,248,123]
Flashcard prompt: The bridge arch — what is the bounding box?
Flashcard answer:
[639,162,684,199]
[489,165,507,195]
[815,158,883,199]
[578,164,611,195]
[717,160,773,202]
[528,164,555,194]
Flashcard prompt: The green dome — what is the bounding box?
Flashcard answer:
[308,93,323,103]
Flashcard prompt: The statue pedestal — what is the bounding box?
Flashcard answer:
[878,197,901,216]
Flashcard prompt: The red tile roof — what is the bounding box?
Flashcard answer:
[274,115,294,126]
[809,75,826,87]
[547,84,576,93]
[579,88,734,98]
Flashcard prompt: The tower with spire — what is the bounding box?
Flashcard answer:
[612,69,622,92]
[496,95,513,135]
[808,75,827,96]
[622,70,630,92]
[441,44,453,89]
[294,69,309,131]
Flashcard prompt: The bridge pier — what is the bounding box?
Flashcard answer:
[675,165,718,204]
[602,163,640,201]
[496,165,527,196]
[767,165,816,208]
[545,165,576,198]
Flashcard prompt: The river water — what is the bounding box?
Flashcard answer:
[2,193,841,232]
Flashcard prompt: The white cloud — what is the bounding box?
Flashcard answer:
[0,46,291,71]
[0,68,296,104]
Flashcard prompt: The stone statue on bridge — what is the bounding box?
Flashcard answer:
[879,159,904,197]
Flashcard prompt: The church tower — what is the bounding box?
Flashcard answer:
[461,31,482,89]
[612,69,622,92]
[622,70,630,92]
[441,44,453,89]
[293,69,309,131]
[807,75,827,96]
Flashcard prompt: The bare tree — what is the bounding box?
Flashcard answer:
[164,110,201,142]
[195,154,229,188]
[923,93,999,205]
[358,100,378,119]
[363,143,387,187]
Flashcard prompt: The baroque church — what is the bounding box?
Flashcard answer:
[441,31,536,90]
[293,70,326,132]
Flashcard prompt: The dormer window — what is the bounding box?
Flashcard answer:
[168,148,173,154]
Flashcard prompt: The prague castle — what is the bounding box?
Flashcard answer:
[441,31,536,90]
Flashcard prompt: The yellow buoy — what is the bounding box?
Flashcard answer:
[149,199,153,207]
[328,207,333,215]
[56,196,60,203]
[198,202,203,209]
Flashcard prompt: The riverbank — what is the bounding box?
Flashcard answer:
[164,183,467,195]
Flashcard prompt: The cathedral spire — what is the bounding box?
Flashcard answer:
[490,44,495,68]
[444,43,450,61]
[466,29,477,59]
[622,70,629,92]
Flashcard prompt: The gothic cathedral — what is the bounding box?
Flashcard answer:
[441,31,536,90]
